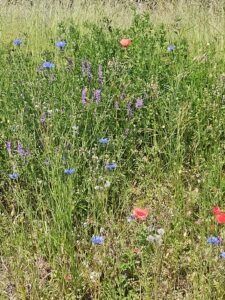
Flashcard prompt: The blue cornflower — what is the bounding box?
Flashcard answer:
[64,168,75,175]
[220,252,225,259]
[167,44,176,52]
[105,163,117,170]
[55,41,66,50]
[42,61,55,69]
[91,236,104,245]
[207,236,222,245]
[9,173,19,180]
[13,39,22,46]
[99,138,109,144]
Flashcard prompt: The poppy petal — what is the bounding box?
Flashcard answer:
[216,213,225,224]
[120,38,132,48]
[213,206,221,215]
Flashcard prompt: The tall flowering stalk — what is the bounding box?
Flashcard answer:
[82,61,87,76]
[93,89,101,103]
[6,141,11,154]
[81,60,92,82]
[17,142,29,157]
[127,102,133,117]
[82,88,87,105]
[87,62,92,82]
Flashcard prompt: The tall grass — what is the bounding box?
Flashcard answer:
[1,0,225,299]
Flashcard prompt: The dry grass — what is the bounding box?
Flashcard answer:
[1,0,225,53]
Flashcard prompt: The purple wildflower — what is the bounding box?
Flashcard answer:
[82,61,87,76]
[40,113,46,124]
[114,101,119,110]
[220,252,225,259]
[93,89,101,103]
[82,88,87,105]
[127,102,133,117]
[17,142,29,157]
[124,128,129,136]
[6,141,11,154]
[120,93,126,100]
[81,60,92,81]
[87,61,92,82]
[135,98,143,109]
[98,64,103,85]
[127,215,135,222]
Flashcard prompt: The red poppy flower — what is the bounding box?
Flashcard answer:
[212,206,225,224]
[133,208,149,220]
[120,38,132,48]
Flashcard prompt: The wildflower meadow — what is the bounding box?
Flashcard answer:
[1,0,225,299]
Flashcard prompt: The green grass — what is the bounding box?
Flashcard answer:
[1,1,225,299]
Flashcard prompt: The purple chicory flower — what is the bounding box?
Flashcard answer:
[220,252,225,259]
[6,141,11,154]
[135,98,143,109]
[93,89,101,103]
[98,64,103,85]
[82,88,87,105]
